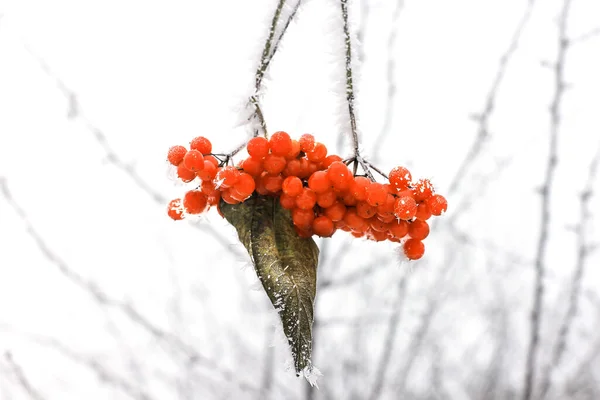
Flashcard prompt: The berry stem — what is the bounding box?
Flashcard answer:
[340,0,375,182]
[250,0,303,139]
[364,161,389,180]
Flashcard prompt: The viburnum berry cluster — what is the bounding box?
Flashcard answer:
[166,132,447,260]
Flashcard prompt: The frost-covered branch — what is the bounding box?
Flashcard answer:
[540,142,600,399]
[448,0,536,195]
[340,0,374,181]
[251,0,303,137]
[4,352,47,400]
[571,26,600,43]
[522,1,571,399]
[372,0,404,163]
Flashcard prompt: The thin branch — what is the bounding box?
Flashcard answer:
[368,272,409,400]
[0,178,258,395]
[22,46,246,258]
[522,2,571,399]
[4,352,47,400]
[251,0,303,138]
[340,0,374,181]
[255,0,287,91]
[540,142,600,399]
[372,0,404,163]
[448,0,536,195]
[571,26,600,43]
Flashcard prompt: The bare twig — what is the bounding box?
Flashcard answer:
[368,272,409,400]
[448,0,536,195]
[372,0,404,162]
[4,352,47,400]
[540,143,600,399]
[522,2,571,399]
[571,26,600,43]
[340,0,374,181]
[251,0,303,138]
[0,178,258,394]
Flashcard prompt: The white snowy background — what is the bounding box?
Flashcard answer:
[1,0,599,399]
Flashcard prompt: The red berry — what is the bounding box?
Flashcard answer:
[263,174,283,193]
[286,140,301,159]
[356,201,377,219]
[296,187,317,210]
[280,193,297,210]
[403,238,425,260]
[389,166,412,191]
[389,220,409,238]
[408,219,430,240]
[426,194,447,216]
[242,157,263,177]
[263,154,287,175]
[282,176,303,197]
[308,171,331,194]
[394,196,417,220]
[215,166,240,188]
[196,159,218,181]
[233,173,256,197]
[327,162,353,191]
[167,198,184,220]
[269,131,293,157]
[312,215,335,237]
[183,150,205,172]
[324,202,346,222]
[350,176,370,201]
[292,207,315,228]
[299,134,316,152]
[167,146,187,166]
[316,190,337,208]
[306,142,327,162]
[177,163,197,183]
[415,202,432,220]
[321,155,343,169]
[247,137,269,159]
[190,136,212,154]
[365,182,387,207]
[183,190,208,214]
[412,178,435,202]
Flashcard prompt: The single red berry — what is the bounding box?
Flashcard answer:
[183,149,205,172]
[292,207,315,228]
[197,160,218,181]
[408,219,430,240]
[183,190,208,214]
[350,176,370,201]
[190,136,212,154]
[280,193,297,210]
[167,198,184,220]
[365,182,387,207]
[306,142,327,162]
[394,196,417,220]
[242,157,263,177]
[316,190,337,208]
[415,202,432,220]
[324,201,346,222]
[412,178,435,202]
[356,201,377,219]
[327,162,353,191]
[269,131,293,157]
[263,154,287,175]
[247,137,270,159]
[312,215,335,237]
[389,220,409,238]
[426,194,448,216]
[167,145,187,166]
[263,174,284,193]
[296,187,317,210]
[388,166,412,191]
[403,238,425,260]
[177,163,197,183]
[286,140,301,160]
[308,171,331,193]
[233,173,256,197]
[215,166,240,189]
[282,176,303,197]
[299,133,316,152]
[321,154,343,169]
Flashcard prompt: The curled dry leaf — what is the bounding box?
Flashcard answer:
[220,194,319,375]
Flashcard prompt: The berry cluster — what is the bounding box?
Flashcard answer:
[166,132,447,260]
